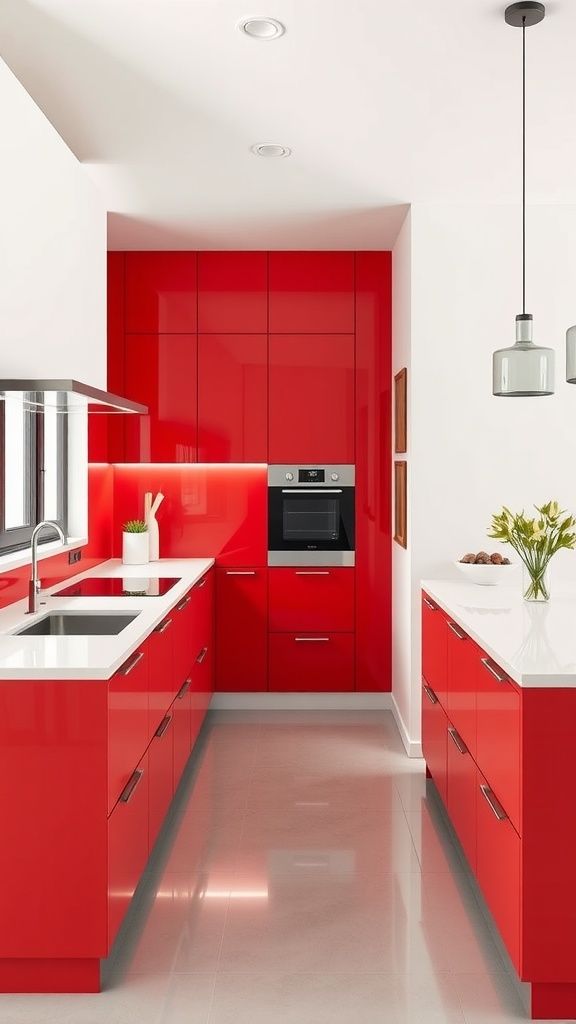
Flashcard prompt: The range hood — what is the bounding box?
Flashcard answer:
[0,379,148,414]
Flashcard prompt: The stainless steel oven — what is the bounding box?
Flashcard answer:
[268,465,355,566]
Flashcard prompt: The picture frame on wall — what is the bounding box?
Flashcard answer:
[394,368,407,453]
[394,460,407,548]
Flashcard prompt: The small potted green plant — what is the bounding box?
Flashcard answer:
[122,519,149,565]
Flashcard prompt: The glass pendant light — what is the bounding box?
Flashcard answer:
[492,2,554,397]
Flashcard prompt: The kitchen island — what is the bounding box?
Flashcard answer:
[421,579,576,1021]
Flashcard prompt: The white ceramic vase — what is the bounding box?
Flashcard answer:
[122,531,149,565]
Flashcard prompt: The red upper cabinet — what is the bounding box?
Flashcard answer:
[125,253,197,334]
[268,252,354,333]
[124,334,197,462]
[198,334,267,463]
[268,334,355,463]
[198,252,267,333]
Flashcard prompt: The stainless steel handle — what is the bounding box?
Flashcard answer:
[176,595,192,610]
[120,768,144,804]
[196,646,208,663]
[448,622,467,640]
[295,637,330,642]
[481,658,508,684]
[154,617,173,634]
[197,578,207,588]
[155,714,172,738]
[448,726,468,754]
[281,489,343,494]
[480,784,508,821]
[119,650,144,676]
[295,571,330,575]
[423,597,437,610]
[422,683,438,704]
[176,677,192,699]
[226,571,256,575]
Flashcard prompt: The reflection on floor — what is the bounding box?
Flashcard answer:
[0,710,554,1023]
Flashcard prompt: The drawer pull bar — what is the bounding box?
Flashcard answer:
[154,617,173,634]
[226,571,256,575]
[155,714,172,738]
[480,658,508,684]
[119,651,144,676]
[423,683,438,705]
[120,769,144,804]
[448,622,467,640]
[480,784,508,821]
[295,571,330,575]
[448,726,468,754]
[196,646,208,663]
[197,578,207,588]
[423,597,437,610]
[295,637,330,642]
[176,596,191,610]
[176,678,192,699]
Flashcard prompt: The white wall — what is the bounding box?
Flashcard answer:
[393,202,576,752]
[0,58,106,384]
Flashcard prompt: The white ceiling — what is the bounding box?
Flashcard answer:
[0,0,574,249]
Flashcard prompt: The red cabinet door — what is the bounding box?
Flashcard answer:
[147,614,176,737]
[476,766,521,972]
[148,711,174,852]
[198,334,267,462]
[446,621,477,758]
[198,252,267,332]
[421,682,448,805]
[268,252,355,333]
[108,644,149,813]
[125,252,197,333]
[171,587,196,688]
[124,334,198,463]
[446,724,477,872]
[268,633,355,692]
[268,568,354,632]
[476,654,521,834]
[108,751,149,947]
[172,675,193,788]
[268,334,355,464]
[215,568,268,692]
[421,593,448,708]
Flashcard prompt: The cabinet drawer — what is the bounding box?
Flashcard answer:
[269,633,355,692]
[446,621,478,758]
[108,752,149,948]
[421,682,448,805]
[147,614,176,737]
[269,568,355,632]
[173,673,193,788]
[108,644,149,814]
[215,568,268,693]
[421,594,448,707]
[446,724,476,872]
[476,766,521,973]
[476,654,521,834]
[148,711,175,852]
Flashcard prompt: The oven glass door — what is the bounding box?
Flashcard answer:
[268,486,355,558]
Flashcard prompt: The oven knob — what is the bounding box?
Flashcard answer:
[331,472,339,481]
[285,472,294,481]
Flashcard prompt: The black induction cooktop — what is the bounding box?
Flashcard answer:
[53,577,181,598]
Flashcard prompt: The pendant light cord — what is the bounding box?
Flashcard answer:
[522,15,526,315]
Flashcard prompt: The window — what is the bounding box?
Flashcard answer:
[0,393,68,555]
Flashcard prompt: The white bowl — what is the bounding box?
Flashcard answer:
[454,561,518,586]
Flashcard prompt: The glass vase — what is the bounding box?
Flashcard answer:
[522,561,551,602]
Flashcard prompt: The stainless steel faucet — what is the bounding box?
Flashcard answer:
[28,520,66,613]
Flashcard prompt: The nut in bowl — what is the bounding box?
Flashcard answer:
[455,551,518,586]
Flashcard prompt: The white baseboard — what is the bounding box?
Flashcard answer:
[210,692,392,711]
[390,692,423,758]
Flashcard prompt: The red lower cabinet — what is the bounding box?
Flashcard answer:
[148,712,175,851]
[421,682,448,805]
[172,675,193,787]
[108,752,150,947]
[446,725,477,872]
[108,643,149,813]
[476,654,520,834]
[268,633,354,692]
[215,568,268,692]
[476,766,521,972]
[268,567,354,632]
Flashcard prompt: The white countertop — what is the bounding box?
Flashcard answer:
[421,579,576,688]
[0,558,214,680]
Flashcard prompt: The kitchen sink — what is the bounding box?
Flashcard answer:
[14,612,140,637]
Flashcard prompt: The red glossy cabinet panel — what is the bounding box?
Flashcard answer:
[172,674,193,788]
[147,616,176,737]
[268,334,355,464]
[108,643,149,814]
[476,766,521,972]
[268,252,354,333]
[148,712,174,851]
[171,586,196,687]
[476,655,520,834]
[108,752,150,947]
[198,252,267,332]
[215,568,268,692]
[268,633,355,692]
[421,594,448,708]
[421,682,448,805]
[198,334,267,462]
[125,252,197,333]
[268,568,354,633]
[446,725,477,872]
[446,621,478,758]
[124,334,198,463]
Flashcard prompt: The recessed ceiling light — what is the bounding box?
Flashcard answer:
[251,143,291,158]
[238,17,285,40]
